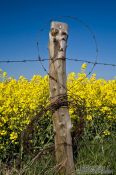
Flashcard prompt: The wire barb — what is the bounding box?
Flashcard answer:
[0,58,116,67]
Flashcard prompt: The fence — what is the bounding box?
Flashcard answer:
[0,64,115,174]
[0,17,116,174]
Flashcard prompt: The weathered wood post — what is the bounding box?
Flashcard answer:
[49,21,75,175]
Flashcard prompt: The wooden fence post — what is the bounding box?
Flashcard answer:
[49,21,75,175]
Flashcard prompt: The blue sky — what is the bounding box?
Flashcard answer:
[0,0,116,79]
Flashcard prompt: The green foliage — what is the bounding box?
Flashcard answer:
[0,66,116,174]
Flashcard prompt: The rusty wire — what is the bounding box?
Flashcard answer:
[0,58,116,67]
[1,16,116,174]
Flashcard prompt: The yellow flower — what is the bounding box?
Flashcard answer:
[90,73,96,80]
[103,130,110,136]
[10,132,18,141]
[86,115,92,121]
[3,72,7,78]
[0,130,7,136]
[0,122,3,127]
[0,69,116,152]
[81,63,87,69]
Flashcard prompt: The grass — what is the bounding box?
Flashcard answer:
[0,134,115,175]
[75,134,116,174]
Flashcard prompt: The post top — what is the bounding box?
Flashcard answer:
[51,21,68,32]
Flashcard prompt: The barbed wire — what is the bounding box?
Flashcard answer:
[35,16,115,103]
[36,16,98,96]
[0,58,48,63]
[1,17,116,175]
[53,15,99,75]
[37,16,99,83]
[0,57,116,67]
[66,58,116,67]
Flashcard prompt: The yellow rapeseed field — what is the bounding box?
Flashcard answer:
[0,65,116,153]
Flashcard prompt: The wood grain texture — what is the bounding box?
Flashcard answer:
[49,21,75,175]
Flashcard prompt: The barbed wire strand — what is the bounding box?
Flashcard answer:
[35,16,115,103]
[0,58,116,67]
[54,15,99,75]
[36,15,116,124]
[47,16,99,97]
[1,16,116,175]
